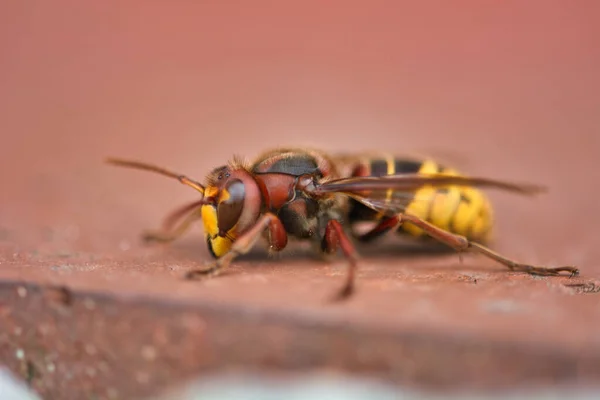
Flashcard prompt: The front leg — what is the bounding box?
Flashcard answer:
[142,202,203,244]
[185,212,287,279]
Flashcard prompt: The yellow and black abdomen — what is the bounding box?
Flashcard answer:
[347,157,494,243]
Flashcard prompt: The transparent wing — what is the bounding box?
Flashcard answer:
[316,174,546,195]
[314,173,546,215]
[344,189,446,216]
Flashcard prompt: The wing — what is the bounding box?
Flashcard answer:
[312,173,547,215]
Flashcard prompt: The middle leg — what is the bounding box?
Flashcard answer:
[142,203,204,243]
[322,219,360,300]
[355,215,401,243]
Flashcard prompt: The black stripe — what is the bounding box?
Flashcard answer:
[394,160,422,174]
[207,237,218,259]
[370,159,388,176]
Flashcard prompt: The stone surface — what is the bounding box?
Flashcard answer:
[1,1,600,399]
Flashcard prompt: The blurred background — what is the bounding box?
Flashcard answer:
[1,0,599,261]
[1,1,599,398]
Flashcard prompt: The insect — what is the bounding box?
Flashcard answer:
[106,148,578,299]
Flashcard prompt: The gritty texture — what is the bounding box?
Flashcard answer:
[1,1,600,399]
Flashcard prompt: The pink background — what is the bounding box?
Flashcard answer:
[1,1,599,269]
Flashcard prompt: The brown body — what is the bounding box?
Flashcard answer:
[107,147,578,299]
[250,148,347,243]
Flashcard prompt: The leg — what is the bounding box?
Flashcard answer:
[399,213,579,276]
[355,216,400,242]
[185,212,287,279]
[322,219,359,300]
[161,199,206,232]
[143,205,202,243]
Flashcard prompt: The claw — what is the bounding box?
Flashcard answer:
[141,230,172,243]
[523,265,579,277]
[184,262,220,280]
[558,266,580,277]
[330,283,354,302]
[569,268,580,278]
[141,231,156,242]
[547,266,579,276]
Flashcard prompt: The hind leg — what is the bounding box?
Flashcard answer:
[358,214,578,276]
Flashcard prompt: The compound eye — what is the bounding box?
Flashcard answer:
[217,179,245,233]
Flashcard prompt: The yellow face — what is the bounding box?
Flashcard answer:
[201,184,242,258]
[201,204,233,257]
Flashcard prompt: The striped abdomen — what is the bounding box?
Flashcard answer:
[347,157,494,243]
